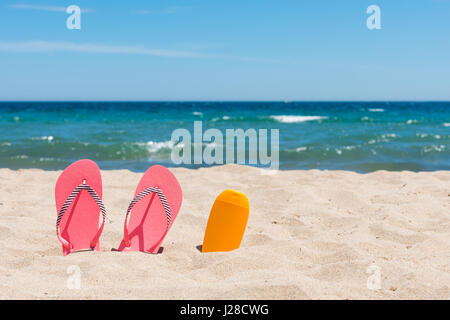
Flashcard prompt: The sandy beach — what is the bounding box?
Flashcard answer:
[0,165,448,299]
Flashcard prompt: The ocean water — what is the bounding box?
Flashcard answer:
[0,102,448,172]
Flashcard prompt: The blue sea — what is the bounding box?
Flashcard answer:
[0,102,448,172]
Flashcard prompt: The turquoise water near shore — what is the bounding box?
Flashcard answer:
[0,102,448,172]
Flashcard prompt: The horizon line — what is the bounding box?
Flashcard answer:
[0,100,449,103]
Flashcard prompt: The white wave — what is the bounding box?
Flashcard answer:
[1,142,11,146]
[211,116,231,121]
[141,140,174,153]
[406,119,418,124]
[416,133,428,138]
[31,136,54,142]
[11,155,28,159]
[368,108,384,112]
[334,145,357,153]
[424,145,445,153]
[444,123,450,127]
[270,115,327,123]
[192,111,203,116]
[296,146,307,152]
[378,133,396,143]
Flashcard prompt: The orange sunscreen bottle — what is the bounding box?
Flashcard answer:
[202,190,249,253]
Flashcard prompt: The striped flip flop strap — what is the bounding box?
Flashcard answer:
[122,186,171,247]
[56,182,106,249]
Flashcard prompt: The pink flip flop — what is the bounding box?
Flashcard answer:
[117,165,182,253]
[55,159,106,256]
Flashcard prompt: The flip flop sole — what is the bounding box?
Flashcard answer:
[55,159,103,256]
[118,165,182,253]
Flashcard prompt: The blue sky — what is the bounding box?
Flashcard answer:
[0,0,449,100]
